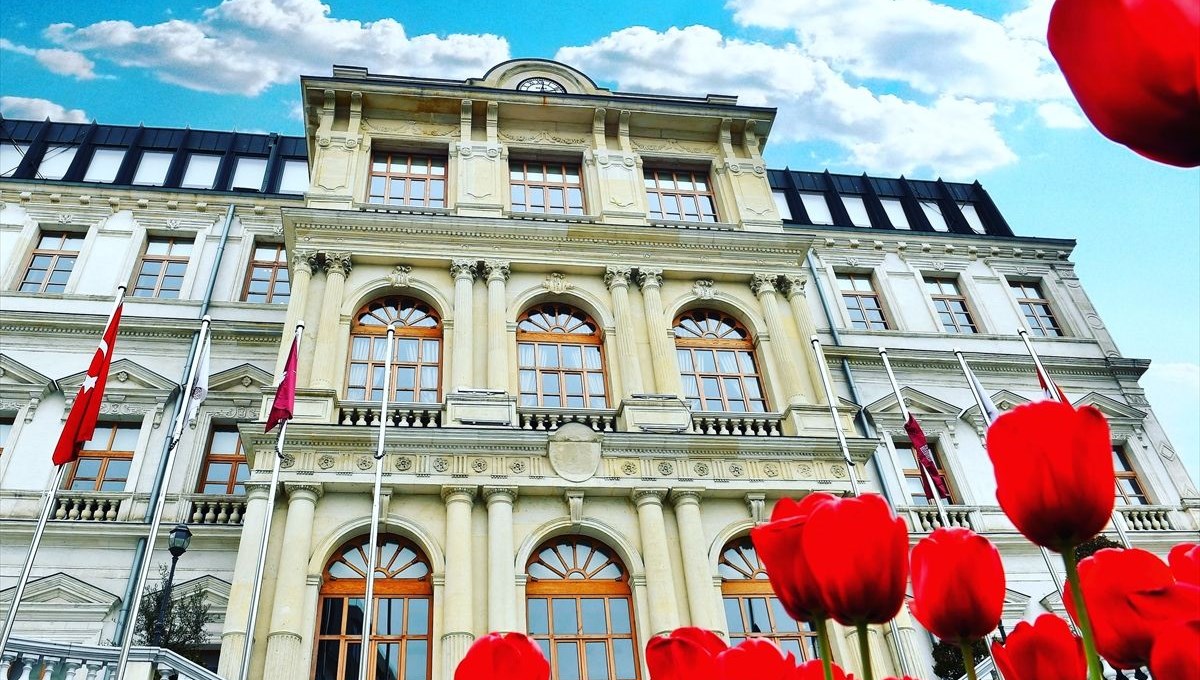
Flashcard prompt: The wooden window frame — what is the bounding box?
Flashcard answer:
[517,304,609,409]
[346,296,443,404]
[197,427,247,495]
[718,536,819,662]
[63,423,137,492]
[924,276,978,334]
[673,310,768,413]
[20,231,83,294]
[314,534,433,680]
[836,272,890,330]
[893,440,957,505]
[1113,445,1150,505]
[241,242,290,304]
[366,151,447,207]
[526,536,640,680]
[0,417,14,457]
[1009,280,1063,337]
[643,168,718,223]
[509,160,585,215]
[133,236,191,299]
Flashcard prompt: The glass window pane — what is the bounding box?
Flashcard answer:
[112,426,140,450]
[315,639,341,680]
[562,345,583,369]
[609,598,630,634]
[612,639,636,680]
[37,145,78,180]
[695,350,716,372]
[279,159,309,194]
[404,640,427,680]
[959,203,986,233]
[586,642,609,679]
[842,196,871,227]
[231,157,267,190]
[181,154,221,189]
[716,351,738,373]
[921,200,949,231]
[528,598,549,635]
[772,190,792,220]
[83,148,126,183]
[133,151,173,186]
[799,192,833,225]
[724,598,744,632]
[583,346,602,369]
[0,143,28,177]
[881,198,909,228]
[319,597,344,634]
[539,345,558,368]
[552,598,576,634]
[771,598,799,632]
[580,598,606,634]
[556,642,580,680]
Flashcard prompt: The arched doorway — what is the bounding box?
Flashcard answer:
[314,534,433,680]
[525,535,639,679]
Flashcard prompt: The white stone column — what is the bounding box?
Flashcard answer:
[483,486,518,633]
[274,249,318,380]
[482,260,510,393]
[441,485,477,679]
[669,488,718,630]
[636,268,683,396]
[604,266,644,398]
[310,252,352,390]
[782,274,826,402]
[217,481,272,678]
[751,273,808,406]
[631,488,680,635]
[450,259,478,391]
[263,483,322,680]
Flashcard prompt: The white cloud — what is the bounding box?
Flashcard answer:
[1140,361,1200,487]
[558,25,1015,178]
[42,0,510,96]
[0,38,99,80]
[1036,101,1087,129]
[0,96,89,123]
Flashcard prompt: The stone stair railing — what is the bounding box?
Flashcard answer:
[0,636,221,680]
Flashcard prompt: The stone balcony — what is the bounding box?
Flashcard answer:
[898,503,1198,539]
[1,636,220,680]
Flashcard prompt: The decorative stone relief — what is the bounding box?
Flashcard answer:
[450,259,477,281]
[483,260,510,282]
[603,267,632,290]
[542,272,573,294]
[548,422,602,483]
[728,462,744,477]
[471,458,488,473]
[797,462,814,478]
[317,455,335,470]
[621,461,638,476]
[356,456,374,470]
[432,457,449,472]
[692,279,716,300]
[693,462,710,476]
[280,453,296,469]
[388,265,413,287]
[745,493,766,524]
[565,491,584,524]
[830,464,847,479]
[509,460,527,474]
[657,461,674,476]
[750,273,777,296]
[395,457,413,471]
[323,252,353,276]
[763,463,780,478]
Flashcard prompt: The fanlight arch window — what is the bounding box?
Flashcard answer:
[674,310,767,412]
[526,536,639,680]
[347,296,442,403]
[719,536,818,661]
[517,304,608,408]
[314,534,433,680]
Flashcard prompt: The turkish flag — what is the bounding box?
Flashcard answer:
[265,334,299,432]
[53,304,123,465]
[903,414,952,502]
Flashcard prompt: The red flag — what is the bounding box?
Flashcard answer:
[53,303,123,465]
[1037,369,1070,404]
[903,414,951,501]
[266,335,299,432]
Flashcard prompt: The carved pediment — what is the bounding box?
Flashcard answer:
[865,387,960,418]
[0,354,54,392]
[208,363,273,394]
[961,389,1033,433]
[172,575,231,624]
[1002,588,1032,624]
[1071,391,1146,422]
[59,358,177,394]
[0,572,120,623]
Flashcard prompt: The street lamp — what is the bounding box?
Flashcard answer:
[151,523,193,647]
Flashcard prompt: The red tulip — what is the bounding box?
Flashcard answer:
[715,638,798,680]
[1150,619,1200,680]
[1048,0,1200,167]
[751,492,838,621]
[990,614,1086,680]
[645,627,725,680]
[1064,547,1197,669]
[802,493,909,626]
[793,660,853,680]
[986,401,1114,552]
[1169,542,1200,585]
[454,632,550,680]
[909,527,1005,643]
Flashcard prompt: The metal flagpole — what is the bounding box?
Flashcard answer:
[359,324,397,680]
[237,322,304,680]
[878,348,951,528]
[1017,330,1131,548]
[0,285,126,655]
[810,336,861,496]
[115,315,213,677]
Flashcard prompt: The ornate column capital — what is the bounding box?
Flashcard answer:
[750,273,779,297]
[322,251,353,277]
[482,259,510,283]
[781,274,809,299]
[451,258,479,281]
[243,480,273,500]
[604,266,633,291]
[291,248,319,275]
[284,482,323,502]
[442,484,478,505]
[669,487,704,507]
[631,487,668,507]
[483,485,518,505]
[635,267,663,289]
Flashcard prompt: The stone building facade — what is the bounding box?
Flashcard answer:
[0,59,1195,680]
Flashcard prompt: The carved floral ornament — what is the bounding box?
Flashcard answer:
[543,272,573,294]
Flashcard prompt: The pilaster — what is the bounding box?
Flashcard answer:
[605,266,644,397]
[483,486,519,633]
[751,273,807,407]
[669,488,719,630]
[636,268,684,397]
[310,252,352,390]
[450,259,478,391]
[483,260,510,392]
[441,485,477,679]
[217,481,272,679]
[262,483,322,680]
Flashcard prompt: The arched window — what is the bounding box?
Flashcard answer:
[719,536,817,661]
[517,304,608,408]
[347,296,442,403]
[526,536,639,680]
[673,310,767,412]
[314,534,433,680]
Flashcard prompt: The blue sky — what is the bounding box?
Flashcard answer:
[2,0,1197,482]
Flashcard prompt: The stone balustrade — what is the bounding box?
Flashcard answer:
[1116,505,1177,531]
[899,505,978,532]
[337,402,443,428]
[517,408,618,432]
[691,412,784,436]
[186,495,247,525]
[0,636,221,680]
[53,493,124,522]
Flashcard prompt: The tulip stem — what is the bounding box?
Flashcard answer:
[959,641,978,680]
[855,622,874,680]
[1062,546,1105,680]
[815,616,835,680]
